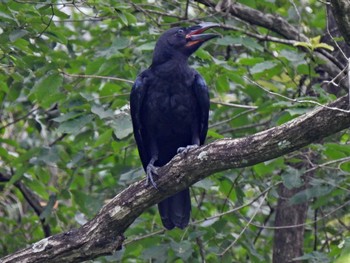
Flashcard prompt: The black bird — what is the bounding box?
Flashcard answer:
[130,23,219,230]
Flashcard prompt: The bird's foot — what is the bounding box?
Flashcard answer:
[177,144,199,155]
[146,163,159,190]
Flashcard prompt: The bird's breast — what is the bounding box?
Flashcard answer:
[142,81,198,128]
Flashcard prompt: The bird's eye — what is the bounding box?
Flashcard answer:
[177,29,184,35]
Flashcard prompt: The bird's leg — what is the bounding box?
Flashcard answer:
[177,144,199,155]
[146,156,159,189]
[177,135,200,155]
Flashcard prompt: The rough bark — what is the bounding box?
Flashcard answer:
[331,0,350,46]
[273,185,308,263]
[272,184,310,263]
[272,155,315,263]
[1,94,350,263]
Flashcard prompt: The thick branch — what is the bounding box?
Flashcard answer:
[331,0,350,46]
[2,95,350,263]
[196,0,347,87]
[204,0,306,41]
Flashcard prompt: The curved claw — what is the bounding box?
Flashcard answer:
[146,163,159,190]
[177,144,199,155]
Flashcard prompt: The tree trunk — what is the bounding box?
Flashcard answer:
[273,162,313,263]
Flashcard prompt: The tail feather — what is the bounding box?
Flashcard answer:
[158,188,191,230]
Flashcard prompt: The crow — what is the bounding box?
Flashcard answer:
[130,23,219,230]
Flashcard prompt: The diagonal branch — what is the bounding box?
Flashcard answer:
[195,0,348,89]
[1,95,350,263]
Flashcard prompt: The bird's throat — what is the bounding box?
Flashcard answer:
[151,58,191,79]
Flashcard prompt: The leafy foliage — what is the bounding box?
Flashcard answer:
[0,0,349,262]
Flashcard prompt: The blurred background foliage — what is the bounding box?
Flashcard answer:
[0,0,349,262]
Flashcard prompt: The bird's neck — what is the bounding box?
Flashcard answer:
[150,58,191,79]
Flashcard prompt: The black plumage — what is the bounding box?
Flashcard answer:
[130,23,219,230]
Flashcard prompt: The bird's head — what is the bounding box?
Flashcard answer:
[152,22,220,66]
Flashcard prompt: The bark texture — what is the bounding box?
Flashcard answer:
[272,184,309,263]
[272,156,315,263]
[331,0,350,46]
[1,95,350,263]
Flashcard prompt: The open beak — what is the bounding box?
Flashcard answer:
[185,22,220,47]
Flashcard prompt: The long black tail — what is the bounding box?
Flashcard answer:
[157,188,191,230]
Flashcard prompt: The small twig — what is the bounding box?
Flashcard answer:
[210,100,257,109]
[220,120,270,134]
[123,229,165,246]
[321,63,348,87]
[129,2,161,27]
[210,108,256,129]
[192,182,280,225]
[304,156,350,174]
[196,235,206,263]
[53,16,119,23]
[253,203,274,245]
[49,134,67,147]
[246,199,350,230]
[60,71,134,84]
[0,106,39,130]
[245,76,350,113]
[319,208,331,252]
[348,59,350,106]
[184,0,190,19]
[314,208,318,250]
[218,192,268,256]
[14,0,68,5]
[220,171,242,213]
[220,24,298,46]
[37,4,54,38]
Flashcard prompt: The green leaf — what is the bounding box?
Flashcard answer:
[107,106,133,139]
[70,190,98,215]
[207,129,225,139]
[137,41,156,51]
[142,244,168,261]
[293,41,312,51]
[0,80,9,93]
[40,194,57,221]
[335,238,350,263]
[98,36,130,59]
[250,61,277,74]
[35,146,61,165]
[314,43,334,51]
[9,29,28,42]
[26,178,50,200]
[31,73,63,107]
[117,10,128,25]
[94,129,113,147]
[290,185,333,204]
[194,49,212,60]
[124,12,137,24]
[91,105,114,119]
[53,112,83,123]
[281,167,303,189]
[170,240,193,261]
[293,251,330,263]
[57,114,94,135]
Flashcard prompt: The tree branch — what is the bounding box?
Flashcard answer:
[2,95,350,263]
[195,0,348,89]
[331,0,350,46]
[0,173,51,237]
